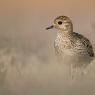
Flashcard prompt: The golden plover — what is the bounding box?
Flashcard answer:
[46,16,94,67]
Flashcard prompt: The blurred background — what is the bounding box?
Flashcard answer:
[0,0,95,95]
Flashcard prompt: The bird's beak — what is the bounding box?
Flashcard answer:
[46,25,54,30]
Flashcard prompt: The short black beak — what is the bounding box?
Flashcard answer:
[46,25,54,30]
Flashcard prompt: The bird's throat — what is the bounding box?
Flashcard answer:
[58,30,72,37]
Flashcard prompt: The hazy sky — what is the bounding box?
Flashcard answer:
[1,0,95,13]
[0,0,95,51]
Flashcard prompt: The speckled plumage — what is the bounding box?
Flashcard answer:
[46,16,94,67]
[54,32,94,57]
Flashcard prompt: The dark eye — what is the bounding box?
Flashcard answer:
[58,21,62,25]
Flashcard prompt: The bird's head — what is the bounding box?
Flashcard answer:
[46,16,73,33]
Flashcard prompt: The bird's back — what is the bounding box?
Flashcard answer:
[71,32,94,57]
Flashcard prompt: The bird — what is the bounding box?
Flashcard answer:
[46,15,94,68]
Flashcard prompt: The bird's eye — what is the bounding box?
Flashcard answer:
[58,21,62,25]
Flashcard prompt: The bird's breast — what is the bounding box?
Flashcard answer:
[54,36,74,56]
[54,35,88,56]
